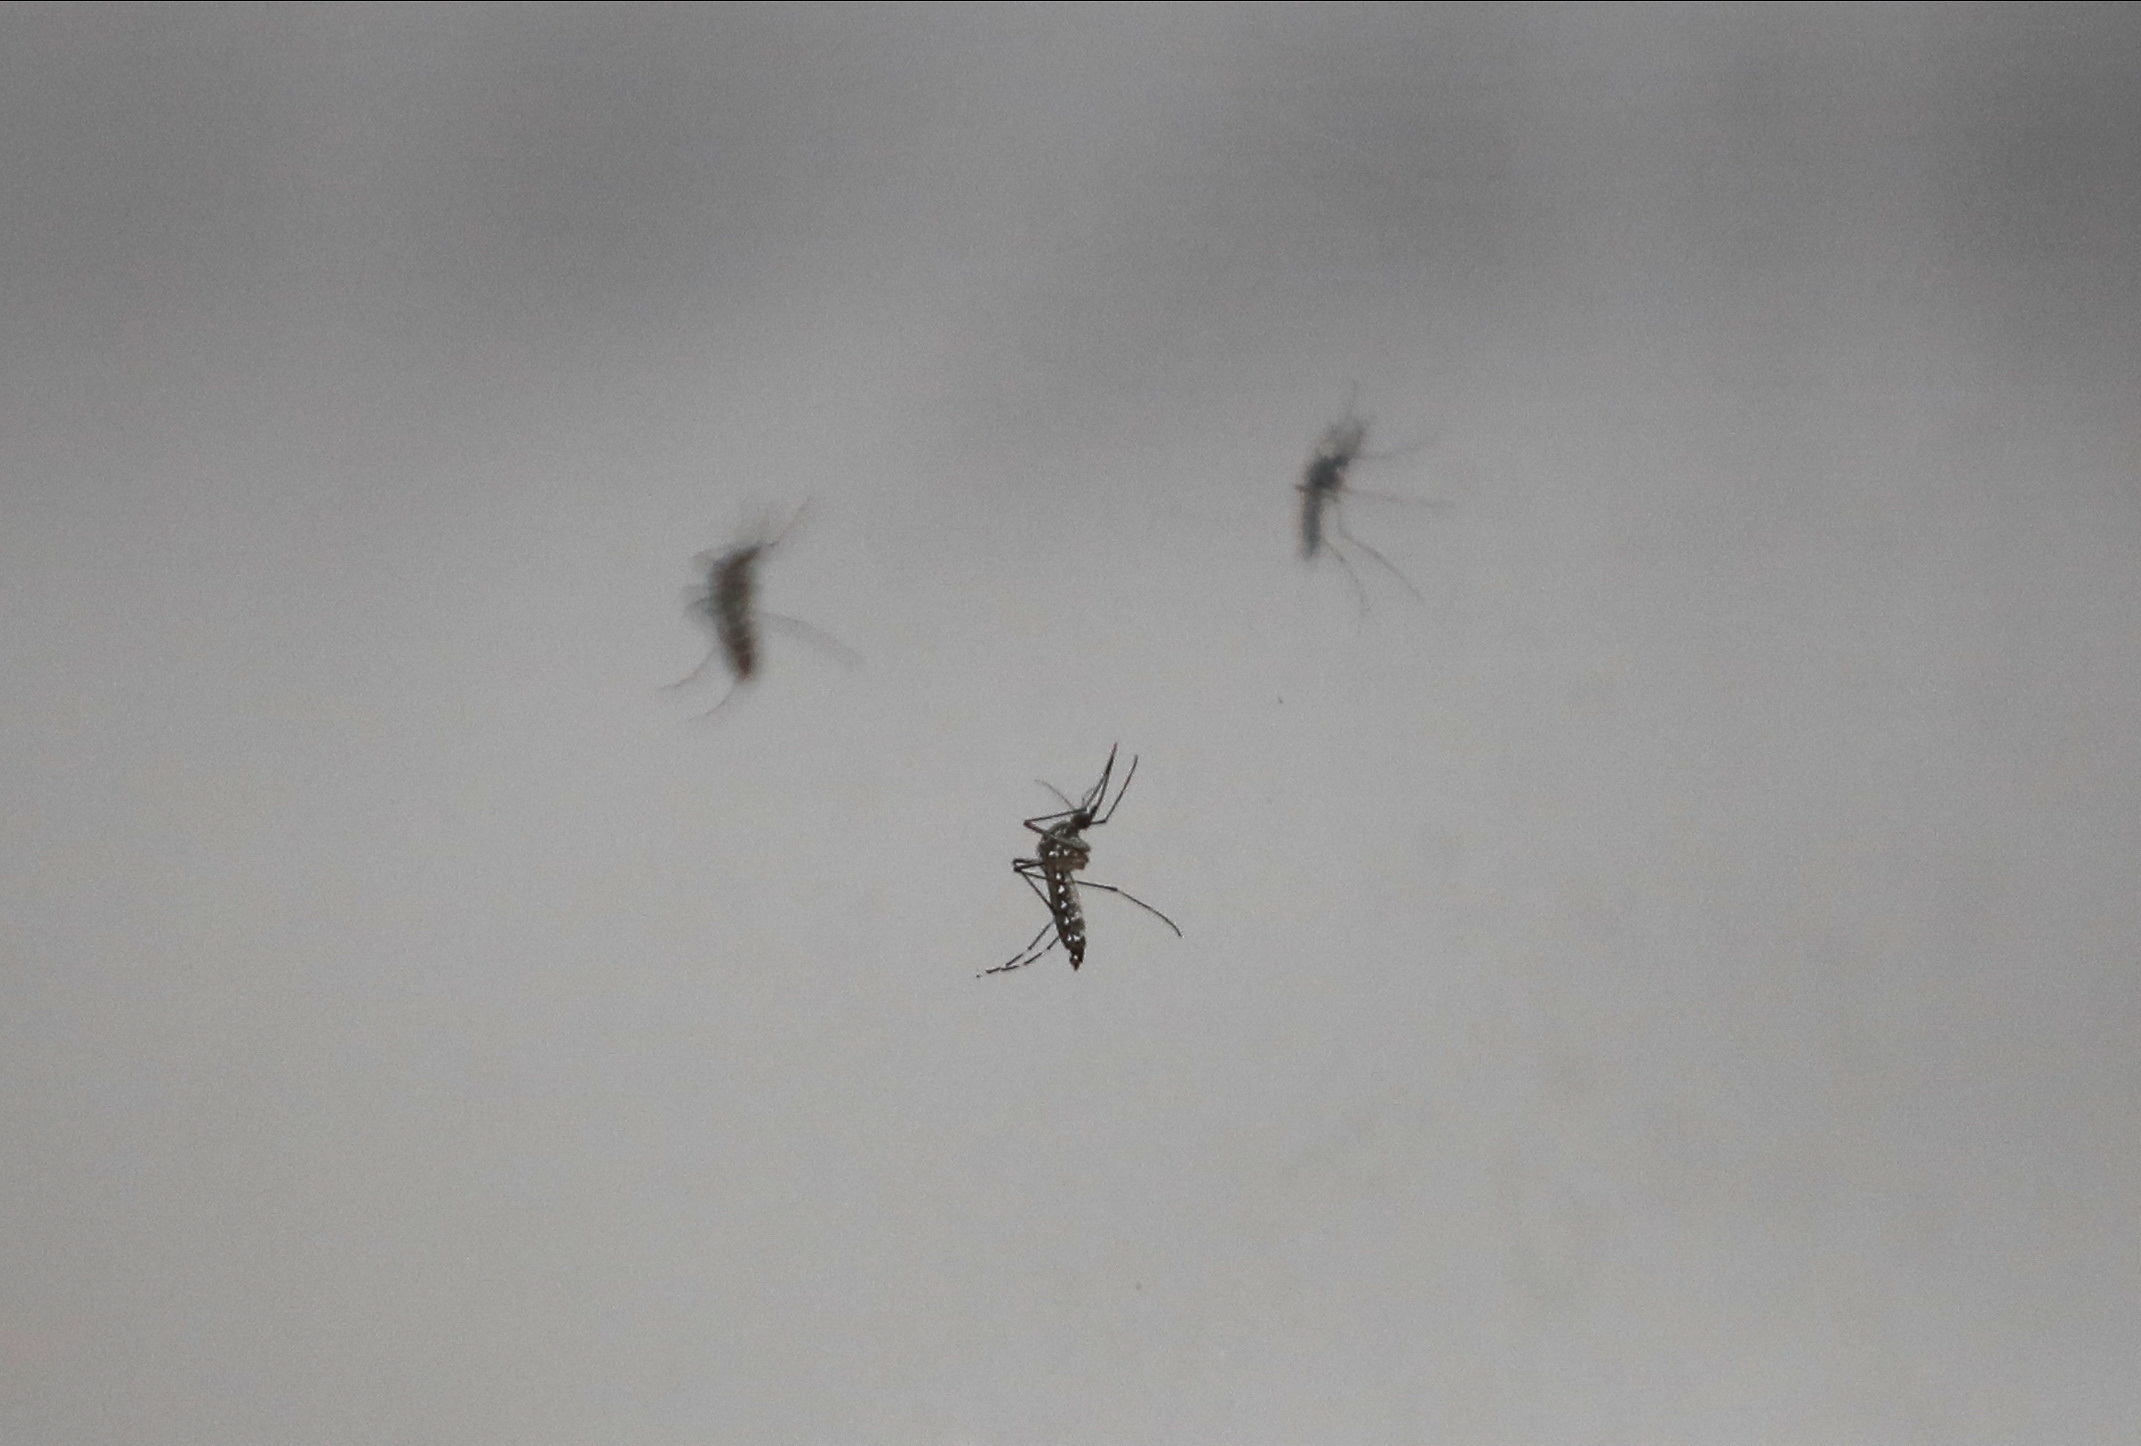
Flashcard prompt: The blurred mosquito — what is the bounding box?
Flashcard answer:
[667,503,857,718]
[1299,388,1438,610]
[983,744,1180,977]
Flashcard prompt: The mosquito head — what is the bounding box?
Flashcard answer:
[1036,745,1132,831]
[1054,794,1104,833]
[701,501,807,575]
[705,540,761,577]
[1314,414,1369,469]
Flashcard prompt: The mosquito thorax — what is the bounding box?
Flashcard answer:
[1319,419,1367,460]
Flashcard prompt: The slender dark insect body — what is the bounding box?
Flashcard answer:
[1298,398,1426,608]
[668,505,856,718]
[710,538,764,684]
[983,745,1181,977]
[1300,412,1369,562]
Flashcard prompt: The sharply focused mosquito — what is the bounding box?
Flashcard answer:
[1299,390,1434,610]
[667,503,857,718]
[983,744,1181,977]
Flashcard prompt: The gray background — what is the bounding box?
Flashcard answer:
[4,4,2138,1441]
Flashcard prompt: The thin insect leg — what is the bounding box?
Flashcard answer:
[660,589,734,690]
[760,612,862,668]
[1047,745,1114,822]
[1093,751,1138,825]
[1319,529,1371,615]
[1072,878,1183,936]
[1090,744,1120,802]
[1008,914,1058,962]
[1013,859,1055,908]
[1333,512,1424,602]
[1341,486,1448,507]
[1030,747,1118,826]
[664,639,728,692]
[688,677,750,722]
[1354,432,1437,466]
[983,944,1054,976]
[982,918,1061,976]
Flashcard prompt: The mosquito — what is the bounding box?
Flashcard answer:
[667,503,857,718]
[982,744,1181,977]
[1299,389,1433,610]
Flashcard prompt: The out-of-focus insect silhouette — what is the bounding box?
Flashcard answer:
[668,504,857,719]
[983,744,1180,977]
[1299,390,1437,610]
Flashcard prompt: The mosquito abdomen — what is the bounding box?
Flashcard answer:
[1300,478,1329,558]
[1048,866,1088,968]
[712,547,760,681]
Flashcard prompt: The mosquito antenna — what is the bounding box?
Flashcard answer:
[769,499,811,547]
[1036,780,1080,812]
